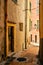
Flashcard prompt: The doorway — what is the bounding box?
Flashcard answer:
[8,26,14,52]
[6,22,16,56]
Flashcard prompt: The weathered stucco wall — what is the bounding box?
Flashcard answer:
[0,0,5,61]
[0,0,30,58]
[7,0,25,52]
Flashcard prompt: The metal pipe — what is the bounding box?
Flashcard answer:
[4,0,7,57]
[25,0,28,49]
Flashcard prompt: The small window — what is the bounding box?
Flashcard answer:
[37,8,39,14]
[29,19,32,31]
[36,0,39,14]
[12,0,17,4]
[35,35,37,43]
[31,34,32,42]
[36,0,39,6]
[19,23,23,31]
[37,20,39,29]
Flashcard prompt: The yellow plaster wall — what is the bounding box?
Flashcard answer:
[7,0,25,52]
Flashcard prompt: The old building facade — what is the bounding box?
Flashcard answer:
[30,0,39,46]
[0,0,30,60]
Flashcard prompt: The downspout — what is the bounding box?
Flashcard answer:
[25,0,28,49]
[4,0,7,57]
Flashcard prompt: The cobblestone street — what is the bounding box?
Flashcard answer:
[9,45,40,65]
[0,45,40,65]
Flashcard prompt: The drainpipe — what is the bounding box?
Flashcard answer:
[4,0,7,57]
[25,0,28,49]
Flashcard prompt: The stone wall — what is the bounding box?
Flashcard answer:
[0,0,5,61]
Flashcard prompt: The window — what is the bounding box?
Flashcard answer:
[35,35,37,43]
[37,8,39,14]
[12,0,17,4]
[37,0,39,6]
[30,2,31,12]
[19,23,23,31]
[36,0,39,14]
[31,34,32,42]
[37,20,39,29]
[29,19,32,31]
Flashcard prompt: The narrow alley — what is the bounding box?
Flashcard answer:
[0,45,39,65]
[0,0,43,65]
[9,45,39,65]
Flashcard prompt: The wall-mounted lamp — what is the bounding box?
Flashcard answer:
[34,24,37,29]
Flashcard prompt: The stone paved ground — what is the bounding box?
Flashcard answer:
[0,45,40,65]
[9,45,40,65]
